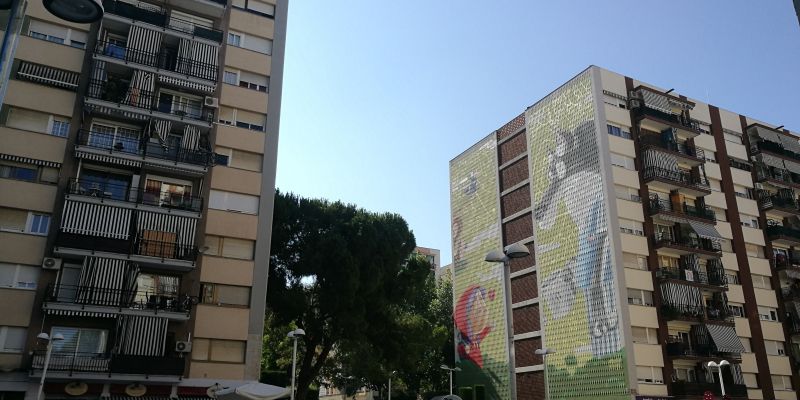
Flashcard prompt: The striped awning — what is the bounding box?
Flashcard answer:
[784,269,800,280]
[752,125,783,144]
[640,89,673,115]
[706,323,745,353]
[784,160,800,175]
[44,309,116,318]
[661,282,704,308]
[17,61,79,91]
[85,103,150,121]
[779,134,800,155]
[61,199,133,239]
[74,150,142,167]
[158,75,215,94]
[688,220,722,240]
[0,153,61,168]
[116,315,168,356]
[758,153,786,169]
[655,214,689,225]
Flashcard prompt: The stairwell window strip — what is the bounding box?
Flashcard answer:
[607,123,631,139]
[28,19,88,49]
[0,263,39,289]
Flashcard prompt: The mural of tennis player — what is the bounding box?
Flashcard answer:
[535,121,621,358]
[455,285,496,368]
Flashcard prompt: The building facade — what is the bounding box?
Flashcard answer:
[450,66,800,400]
[414,246,441,270]
[0,0,287,398]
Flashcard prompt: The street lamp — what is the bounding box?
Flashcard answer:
[707,360,730,397]
[440,365,461,396]
[535,348,555,399]
[36,332,64,400]
[485,242,530,400]
[287,329,305,400]
[388,370,396,400]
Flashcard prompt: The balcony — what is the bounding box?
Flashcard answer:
[754,165,800,189]
[31,352,185,379]
[640,137,705,166]
[665,338,741,361]
[55,231,198,271]
[661,303,734,324]
[66,178,203,215]
[94,40,218,85]
[102,0,226,28]
[656,266,727,289]
[633,103,703,138]
[642,166,711,196]
[653,233,721,257]
[85,80,213,127]
[772,253,800,272]
[765,224,800,246]
[670,381,747,398]
[757,192,800,217]
[781,287,800,301]
[649,197,716,223]
[42,283,192,320]
[750,139,800,164]
[74,129,217,174]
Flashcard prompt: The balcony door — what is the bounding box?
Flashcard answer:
[77,168,132,201]
[55,263,81,302]
[88,123,141,154]
[157,91,202,119]
[143,176,192,209]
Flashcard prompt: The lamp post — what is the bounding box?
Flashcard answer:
[36,332,64,400]
[440,365,461,396]
[388,370,396,400]
[0,0,103,107]
[287,328,305,400]
[485,242,531,400]
[707,360,730,397]
[535,348,555,399]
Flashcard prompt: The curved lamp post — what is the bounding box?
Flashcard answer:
[485,242,530,400]
[440,365,461,396]
[36,332,64,400]
[287,329,305,400]
[707,360,730,397]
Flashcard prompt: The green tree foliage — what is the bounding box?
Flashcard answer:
[267,191,436,400]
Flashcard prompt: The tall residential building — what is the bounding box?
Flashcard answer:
[414,246,441,270]
[450,66,800,400]
[0,0,287,398]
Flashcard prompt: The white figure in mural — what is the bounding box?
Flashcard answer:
[536,122,620,358]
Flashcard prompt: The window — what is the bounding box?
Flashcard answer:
[740,214,759,228]
[143,177,192,208]
[0,326,27,352]
[704,150,717,163]
[227,32,242,47]
[205,236,255,260]
[623,253,647,270]
[0,162,37,182]
[708,178,722,192]
[636,366,663,384]
[764,340,786,356]
[631,327,658,344]
[711,206,727,221]
[209,190,259,214]
[28,213,50,235]
[223,70,239,85]
[0,263,39,289]
[201,283,250,306]
[238,70,269,92]
[740,337,751,352]
[758,306,779,321]
[724,131,743,144]
[674,367,697,383]
[619,218,644,236]
[610,153,635,170]
[615,185,640,202]
[743,373,758,388]
[772,375,794,391]
[28,19,87,48]
[729,302,745,317]
[607,124,631,140]
[0,208,50,235]
[733,184,752,199]
[217,147,263,172]
[745,243,764,258]
[191,338,246,363]
[50,327,108,354]
[50,118,70,137]
[244,0,275,17]
[89,123,141,154]
[658,255,679,269]
[719,239,733,252]
[627,289,653,307]
[751,274,772,290]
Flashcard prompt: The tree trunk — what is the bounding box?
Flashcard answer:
[295,340,333,400]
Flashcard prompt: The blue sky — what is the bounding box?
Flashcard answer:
[275,1,800,266]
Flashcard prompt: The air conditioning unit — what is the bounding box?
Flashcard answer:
[175,341,192,353]
[204,96,219,108]
[41,257,62,270]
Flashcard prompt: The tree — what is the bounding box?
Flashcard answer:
[267,191,431,400]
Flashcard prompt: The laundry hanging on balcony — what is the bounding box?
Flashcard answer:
[151,119,172,148]
[16,61,80,91]
[127,25,162,67]
[60,200,132,239]
[176,38,218,81]
[180,125,202,151]
[124,70,155,109]
[686,220,722,241]
[76,257,138,307]
[115,315,168,356]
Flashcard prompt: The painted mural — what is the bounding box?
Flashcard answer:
[450,136,510,400]
[527,70,630,399]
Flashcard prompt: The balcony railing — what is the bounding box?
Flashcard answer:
[86,80,213,123]
[657,266,726,287]
[635,105,702,133]
[641,138,705,161]
[56,231,199,264]
[102,0,224,43]
[44,283,193,314]
[754,165,800,186]
[133,235,198,261]
[653,233,721,253]
[758,192,799,212]
[642,166,710,190]
[766,225,800,242]
[31,351,185,376]
[96,40,218,82]
[67,178,203,212]
[670,381,747,397]
[665,338,742,360]
[751,139,800,163]
[649,198,715,222]
[729,158,752,172]
[781,287,800,301]
[76,129,213,167]
[661,303,734,323]
[683,203,716,221]
[772,253,800,270]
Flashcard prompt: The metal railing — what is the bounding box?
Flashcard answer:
[754,165,800,186]
[642,166,710,189]
[766,225,800,241]
[665,338,742,360]
[31,351,185,376]
[661,303,734,323]
[772,253,800,270]
[653,233,721,252]
[641,138,705,161]
[781,287,800,301]
[657,266,726,287]
[86,80,213,123]
[133,235,198,261]
[648,198,715,221]
[102,0,224,42]
[751,139,800,163]
[95,40,218,82]
[757,191,799,212]
[67,178,204,212]
[44,283,194,313]
[76,129,213,167]
[670,381,747,397]
[636,105,701,133]
[729,158,752,171]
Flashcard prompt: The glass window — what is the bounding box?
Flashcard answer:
[772,375,793,391]
[764,340,785,356]
[69,40,86,49]
[191,338,210,361]
[227,32,242,47]
[752,274,772,290]
[51,327,108,354]
[77,169,132,201]
[0,326,28,352]
[209,190,259,214]
[0,263,39,289]
[636,366,663,384]
[623,253,647,270]
[0,164,37,182]
[758,306,779,321]
[51,119,70,137]
[223,70,238,85]
[0,207,28,232]
[28,213,50,235]
[210,339,245,363]
[201,284,250,306]
[221,238,255,260]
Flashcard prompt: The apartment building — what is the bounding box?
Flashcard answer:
[0,0,287,398]
[414,246,441,270]
[450,66,799,400]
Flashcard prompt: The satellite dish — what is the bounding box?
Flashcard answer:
[65,382,89,396]
[125,383,147,397]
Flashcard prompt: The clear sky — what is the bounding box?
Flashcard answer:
[275,1,800,266]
